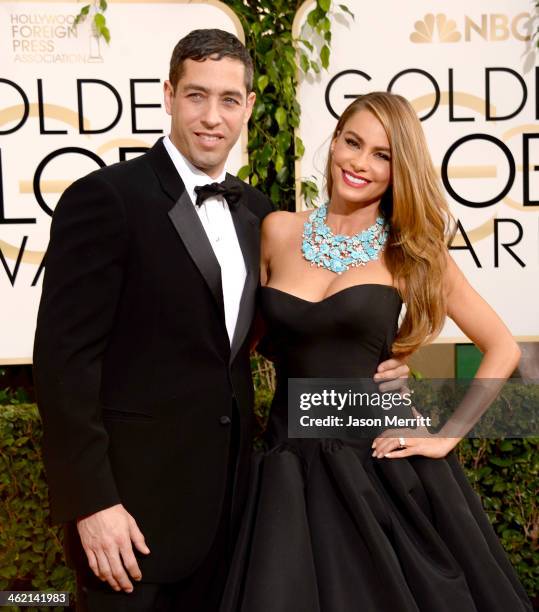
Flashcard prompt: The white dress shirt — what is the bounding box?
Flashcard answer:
[163,136,247,345]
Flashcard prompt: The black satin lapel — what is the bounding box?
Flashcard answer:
[168,191,225,317]
[230,195,260,363]
[147,138,185,204]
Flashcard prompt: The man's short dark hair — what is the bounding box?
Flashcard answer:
[169,29,254,93]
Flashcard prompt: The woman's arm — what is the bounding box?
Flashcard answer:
[444,254,521,377]
[374,252,521,460]
[430,254,521,441]
[259,210,292,286]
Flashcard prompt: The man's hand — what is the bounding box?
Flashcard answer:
[77,503,150,593]
[373,357,410,392]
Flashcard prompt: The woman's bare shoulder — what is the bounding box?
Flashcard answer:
[261,209,310,243]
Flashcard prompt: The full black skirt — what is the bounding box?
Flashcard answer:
[220,439,533,612]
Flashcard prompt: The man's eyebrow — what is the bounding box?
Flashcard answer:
[221,89,244,98]
[182,83,209,93]
[182,84,244,98]
[343,129,391,152]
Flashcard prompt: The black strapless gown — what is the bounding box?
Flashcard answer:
[220,285,533,612]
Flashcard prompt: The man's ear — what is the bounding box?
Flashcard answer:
[163,80,174,116]
[244,91,256,124]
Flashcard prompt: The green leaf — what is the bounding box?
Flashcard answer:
[318,0,331,12]
[307,9,318,28]
[310,60,321,74]
[99,0,108,11]
[295,136,305,158]
[257,75,269,93]
[339,4,356,20]
[253,101,265,121]
[489,456,512,467]
[299,38,314,53]
[277,131,291,152]
[300,53,310,73]
[275,107,287,129]
[263,114,272,130]
[94,12,106,29]
[283,46,296,63]
[275,155,284,172]
[260,143,273,165]
[316,16,331,33]
[101,26,110,43]
[237,165,250,181]
[267,63,279,85]
[320,45,330,69]
[80,4,90,15]
[289,111,300,128]
[301,179,320,206]
[276,166,289,185]
[270,182,281,204]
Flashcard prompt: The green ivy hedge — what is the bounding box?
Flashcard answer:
[223,0,352,209]
[456,438,538,595]
[2,392,537,608]
[0,404,75,612]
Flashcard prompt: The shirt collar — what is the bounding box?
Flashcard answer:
[163,135,227,206]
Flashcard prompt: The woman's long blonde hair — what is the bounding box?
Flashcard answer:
[325,92,454,356]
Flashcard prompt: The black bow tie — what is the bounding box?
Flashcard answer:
[194,181,242,209]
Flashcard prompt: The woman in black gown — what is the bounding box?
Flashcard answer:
[220,92,533,611]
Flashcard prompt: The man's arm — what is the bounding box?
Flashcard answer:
[34,171,126,523]
[33,171,149,592]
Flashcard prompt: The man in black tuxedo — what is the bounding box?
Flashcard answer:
[34,29,270,610]
[34,28,408,611]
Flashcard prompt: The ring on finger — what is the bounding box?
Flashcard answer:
[398,437,406,449]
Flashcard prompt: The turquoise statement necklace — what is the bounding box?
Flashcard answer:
[301,204,389,274]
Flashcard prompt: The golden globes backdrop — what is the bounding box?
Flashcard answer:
[294,0,539,342]
[0,0,245,363]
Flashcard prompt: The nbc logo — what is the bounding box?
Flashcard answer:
[410,14,461,43]
[410,12,532,43]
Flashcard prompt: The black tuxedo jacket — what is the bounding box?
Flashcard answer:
[33,138,273,581]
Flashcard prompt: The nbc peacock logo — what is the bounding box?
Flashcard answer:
[410,12,532,43]
[410,14,461,43]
